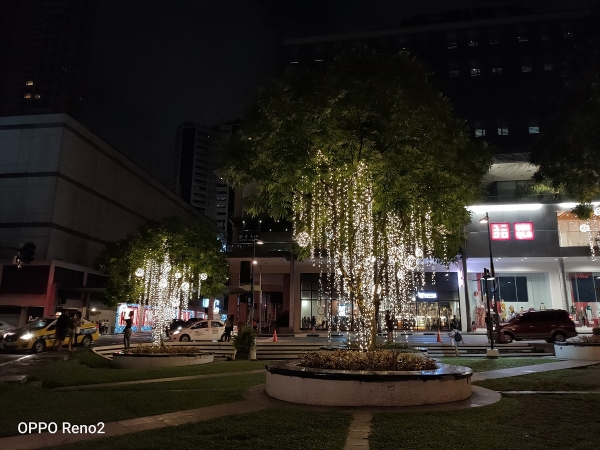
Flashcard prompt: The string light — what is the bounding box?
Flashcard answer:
[292,158,445,350]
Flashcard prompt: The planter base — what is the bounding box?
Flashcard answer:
[112,352,214,369]
[555,343,600,361]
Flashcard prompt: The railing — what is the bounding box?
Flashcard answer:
[226,242,293,253]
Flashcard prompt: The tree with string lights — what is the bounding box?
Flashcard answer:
[219,52,490,350]
[96,217,229,346]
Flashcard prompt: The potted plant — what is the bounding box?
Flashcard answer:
[232,326,256,360]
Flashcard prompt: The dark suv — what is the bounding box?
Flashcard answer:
[499,309,577,343]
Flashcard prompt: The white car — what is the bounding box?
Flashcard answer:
[169,319,226,342]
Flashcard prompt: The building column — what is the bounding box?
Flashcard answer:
[557,257,570,311]
[209,297,215,320]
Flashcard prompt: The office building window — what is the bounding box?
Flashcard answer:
[448,62,459,78]
[34,94,40,99]
[497,120,509,135]
[540,34,550,41]
[522,65,533,73]
[563,31,573,39]
[489,38,500,45]
[446,31,457,50]
[474,121,486,137]
[25,81,33,86]
[544,63,555,71]
[24,93,31,99]
[492,67,503,75]
[469,60,481,77]
[528,118,540,134]
[518,26,529,42]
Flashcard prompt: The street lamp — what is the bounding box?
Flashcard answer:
[480,213,503,348]
[249,239,263,326]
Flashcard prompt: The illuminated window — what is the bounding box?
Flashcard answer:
[528,118,540,134]
[25,81,33,86]
[448,62,459,78]
[497,120,509,135]
[474,121,486,137]
[468,40,478,47]
[34,94,40,99]
[24,93,31,99]
[470,60,481,77]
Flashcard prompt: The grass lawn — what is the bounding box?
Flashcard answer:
[48,409,353,450]
[437,357,557,373]
[474,364,600,392]
[371,395,600,450]
[0,360,266,436]
[28,350,267,387]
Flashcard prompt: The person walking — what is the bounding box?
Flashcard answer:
[52,311,71,351]
[311,316,316,332]
[123,311,134,350]
[68,311,83,352]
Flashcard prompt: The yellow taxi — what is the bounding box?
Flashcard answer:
[2,316,100,353]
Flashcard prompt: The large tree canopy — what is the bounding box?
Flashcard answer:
[531,6,600,204]
[219,52,491,261]
[220,52,490,349]
[95,217,229,309]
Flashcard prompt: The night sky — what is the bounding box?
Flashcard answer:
[81,0,594,185]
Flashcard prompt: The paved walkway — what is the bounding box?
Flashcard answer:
[54,369,267,391]
[1,359,598,450]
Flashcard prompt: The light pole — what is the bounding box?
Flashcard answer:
[249,239,263,326]
[479,212,504,346]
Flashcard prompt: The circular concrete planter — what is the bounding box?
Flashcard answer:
[112,352,214,369]
[265,361,472,407]
[554,342,600,361]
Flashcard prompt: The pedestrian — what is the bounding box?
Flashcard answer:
[52,311,71,351]
[311,316,316,332]
[385,310,393,342]
[123,311,134,350]
[448,328,463,356]
[68,311,83,352]
[222,314,234,342]
[471,320,477,331]
[451,315,459,330]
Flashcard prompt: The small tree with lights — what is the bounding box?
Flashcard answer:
[219,52,490,350]
[96,217,229,347]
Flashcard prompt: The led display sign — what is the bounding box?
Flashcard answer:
[490,223,510,240]
[514,222,534,240]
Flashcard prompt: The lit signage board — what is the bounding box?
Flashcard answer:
[416,292,437,299]
[514,222,534,240]
[490,223,510,240]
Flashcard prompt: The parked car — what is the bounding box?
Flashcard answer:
[498,309,577,343]
[2,316,100,353]
[169,319,226,342]
[0,320,15,334]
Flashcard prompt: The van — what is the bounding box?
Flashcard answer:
[499,309,577,343]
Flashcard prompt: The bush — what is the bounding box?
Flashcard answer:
[576,335,600,344]
[128,345,206,354]
[346,340,420,353]
[592,327,600,336]
[233,326,256,353]
[298,350,438,371]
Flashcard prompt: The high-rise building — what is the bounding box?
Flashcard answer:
[0,0,94,120]
[173,122,236,243]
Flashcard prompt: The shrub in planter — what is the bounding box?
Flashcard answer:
[128,345,206,354]
[298,349,438,371]
[593,327,600,336]
[232,326,256,359]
